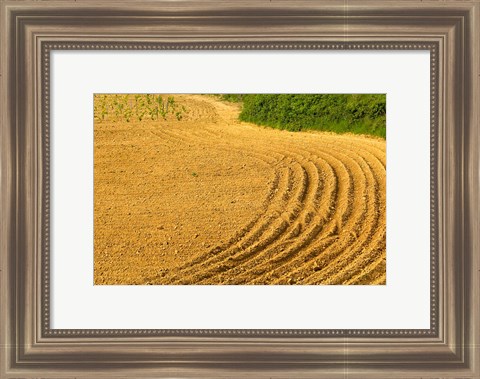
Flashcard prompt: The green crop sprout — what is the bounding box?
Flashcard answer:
[94,94,185,124]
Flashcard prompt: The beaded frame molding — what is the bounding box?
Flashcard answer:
[1,1,479,378]
[41,41,439,339]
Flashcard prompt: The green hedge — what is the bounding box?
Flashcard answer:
[220,94,386,138]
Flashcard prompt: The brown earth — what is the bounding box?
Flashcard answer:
[94,95,386,285]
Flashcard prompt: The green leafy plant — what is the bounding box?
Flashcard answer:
[234,94,386,138]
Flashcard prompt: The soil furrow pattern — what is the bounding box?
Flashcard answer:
[94,95,386,285]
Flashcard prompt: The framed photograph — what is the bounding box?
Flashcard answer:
[1,1,478,378]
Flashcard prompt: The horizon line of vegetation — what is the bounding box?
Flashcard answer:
[218,94,386,139]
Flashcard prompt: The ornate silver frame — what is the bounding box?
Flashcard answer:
[1,1,478,377]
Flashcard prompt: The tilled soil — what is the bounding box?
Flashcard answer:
[94,95,386,285]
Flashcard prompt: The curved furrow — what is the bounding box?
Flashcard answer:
[159,162,297,283]
[301,148,384,284]
[140,125,305,283]
[350,141,386,171]
[227,148,355,284]
[147,115,386,284]
[221,137,376,285]
[198,156,328,284]
[343,239,387,285]
[267,146,373,284]
[179,96,220,122]
[177,160,312,284]
[301,182,378,282]
[155,164,293,284]
[325,231,386,285]
[316,132,386,172]
[147,126,285,257]
[371,272,387,285]
[321,152,385,284]
[149,127,280,172]
[165,168,282,265]
[149,117,302,180]
[317,153,386,284]
[262,146,370,285]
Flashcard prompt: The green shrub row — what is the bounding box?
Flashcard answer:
[219,94,386,138]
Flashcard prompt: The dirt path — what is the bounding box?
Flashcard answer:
[94,95,386,285]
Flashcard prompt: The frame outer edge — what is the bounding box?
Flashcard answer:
[1,3,15,378]
[1,1,479,378]
[466,2,479,377]
[0,2,6,378]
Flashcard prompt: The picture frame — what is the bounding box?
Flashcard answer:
[0,0,478,377]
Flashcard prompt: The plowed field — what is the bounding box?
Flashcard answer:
[94,95,386,285]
